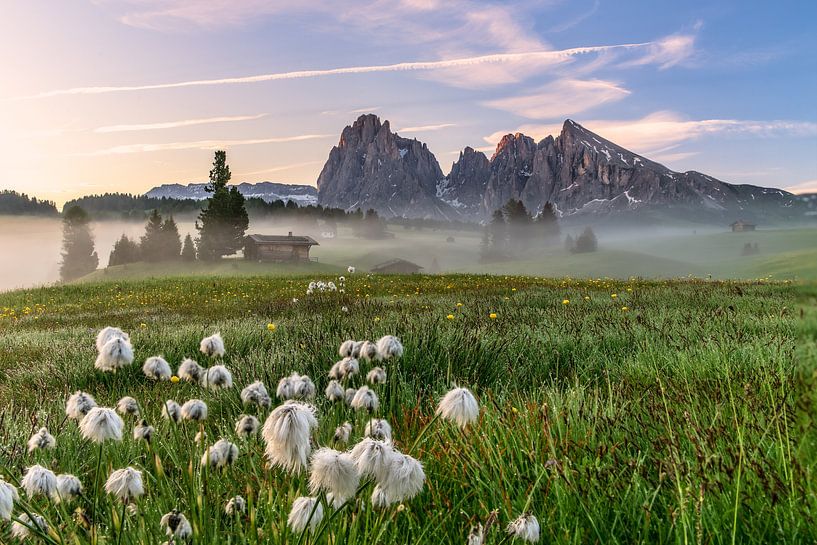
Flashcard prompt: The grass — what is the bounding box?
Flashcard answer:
[0,273,814,543]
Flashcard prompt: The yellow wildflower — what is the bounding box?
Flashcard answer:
[267,323,276,332]
[489,312,497,319]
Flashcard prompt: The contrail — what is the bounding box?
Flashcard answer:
[26,42,648,99]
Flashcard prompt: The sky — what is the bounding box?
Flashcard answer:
[1,0,816,206]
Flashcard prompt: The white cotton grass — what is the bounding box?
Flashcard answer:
[142,356,172,381]
[11,513,48,540]
[376,335,403,360]
[225,495,246,516]
[105,467,144,502]
[347,265,355,274]
[329,357,359,380]
[178,358,204,384]
[309,448,359,508]
[325,380,344,402]
[468,523,485,545]
[366,366,387,385]
[95,336,134,372]
[95,326,130,352]
[377,452,425,506]
[52,474,82,504]
[201,439,239,468]
[364,418,392,442]
[202,365,233,390]
[277,373,316,400]
[358,340,378,361]
[350,438,395,482]
[116,396,140,417]
[161,510,193,540]
[66,391,97,420]
[436,387,479,429]
[21,464,57,498]
[133,420,154,442]
[181,399,208,421]
[344,388,357,406]
[287,496,323,534]
[507,513,540,542]
[339,340,355,358]
[200,333,225,358]
[27,427,56,453]
[235,415,260,439]
[79,407,124,443]
[0,478,18,520]
[162,400,181,423]
[241,381,271,408]
[333,422,352,444]
[351,386,379,412]
[261,401,318,473]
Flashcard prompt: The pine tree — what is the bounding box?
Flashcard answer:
[181,234,197,261]
[108,234,140,267]
[574,226,598,253]
[60,206,98,281]
[140,209,166,262]
[537,201,560,240]
[197,150,249,260]
[502,199,532,250]
[160,216,182,260]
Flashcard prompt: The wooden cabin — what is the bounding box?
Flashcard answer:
[730,220,756,232]
[244,233,318,262]
[370,258,423,274]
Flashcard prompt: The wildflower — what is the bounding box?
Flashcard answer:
[341,305,349,313]
[195,430,207,445]
[181,400,208,422]
[53,474,82,504]
[170,375,180,383]
[95,326,129,352]
[350,438,395,481]
[241,381,271,408]
[351,386,379,412]
[309,448,359,508]
[584,296,590,301]
[200,333,225,358]
[105,467,144,502]
[21,464,57,498]
[507,513,540,542]
[339,339,356,358]
[201,439,239,468]
[116,396,140,417]
[133,420,154,442]
[161,510,193,540]
[562,299,570,305]
[235,415,260,439]
[140,323,147,328]
[178,358,203,384]
[436,387,479,429]
[287,496,323,534]
[376,335,403,360]
[66,391,97,420]
[344,388,357,406]
[364,418,392,441]
[325,379,344,402]
[329,357,359,380]
[379,452,425,504]
[611,293,618,299]
[456,302,463,307]
[267,323,277,332]
[468,523,485,545]
[95,337,134,372]
[333,422,352,444]
[262,401,318,473]
[225,495,246,516]
[0,478,18,520]
[446,314,455,320]
[621,306,629,312]
[80,407,124,443]
[202,365,233,390]
[143,356,172,381]
[367,367,387,385]
[489,313,497,319]
[348,266,356,273]
[11,513,48,540]
[162,400,182,423]
[27,427,56,453]
[358,340,378,360]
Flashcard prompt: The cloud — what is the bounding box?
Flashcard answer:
[621,34,696,69]
[396,123,457,133]
[93,114,266,133]
[548,0,600,33]
[234,160,323,177]
[483,79,630,120]
[80,134,332,156]
[784,179,817,194]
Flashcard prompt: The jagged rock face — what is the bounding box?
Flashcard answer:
[436,147,491,215]
[316,114,453,219]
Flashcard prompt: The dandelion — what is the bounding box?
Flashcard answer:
[225,495,246,516]
[446,314,455,320]
[267,322,277,332]
[325,379,344,402]
[241,381,271,408]
[339,339,356,358]
[376,335,403,360]
[235,415,260,439]
[358,340,378,360]
[507,513,540,542]
[105,467,144,502]
[11,513,48,540]
[262,401,318,473]
[95,336,134,372]
[178,358,204,384]
[171,375,180,383]
[79,407,124,443]
[133,420,154,442]
[142,356,172,381]
[116,396,140,417]
[27,427,56,453]
[53,474,82,504]
[367,366,387,385]
[365,418,392,441]
[202,365,233,390]
[351,386,379,412]
[287,496,323,534]
[350,438,396,481]
[201,439,239,468]
[161,510,193,540]
[21,464,57,498]
[489,313,497,319]
[379,452,425,504]
[95,326,129,352]
[66,391,97,420]
[162,400,182,423]
[0,478,18,520]
[436,387,479,429]
[309,448,359,508]
[562,299,570,305]
[333,422,352,444]
[200,333,225,358]
[611,293,618,299]
[181,400,208,422]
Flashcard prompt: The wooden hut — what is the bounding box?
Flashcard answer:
[244,233,318,262]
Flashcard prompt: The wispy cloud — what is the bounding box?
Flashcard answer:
[483,79,630,120]
[235,160,323,177]
[80,134,332,156]
[784,179,817,194]
[396,123,457,133]
[620,34,696,69]
[93,114,266,133]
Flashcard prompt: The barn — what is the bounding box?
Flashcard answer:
[370,258,423,274]
[244,233,318,262]
[730,220,757,232]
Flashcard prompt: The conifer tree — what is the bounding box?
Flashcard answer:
[181,234,196,261]
[60,206,98,281]
[196,150,249,260]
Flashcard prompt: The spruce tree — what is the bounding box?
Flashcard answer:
[140,209,166,262]
[537,201,560,239]
[60,206,98,281]
[197,150,249,260]
[108,234,140,266]
[502,199,532,250]
[160,216,182,260]
[181,234,197,261]
[574,227,598,253]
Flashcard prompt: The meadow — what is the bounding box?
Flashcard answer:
[0,272,814,543]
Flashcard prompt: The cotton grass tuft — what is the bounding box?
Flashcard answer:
[11,513,48,540]
[262,401,318,473]
[507,513,540,542]
[181,399,208,421]
[162,400,182,423]
[178,358,204,384]
[116,396,140,417]
[202,365,233,390]
[21,464,57,498]
[105,467,144,502]
[436,387,479,429]
[325,379,344,402]
[287,496,323,534]
[364,418,392,441]
[367,366,387,385]
[309,448,359,508]
[161,510,193,540]
[27,427,56,453]
[142,356,172,381]
[79,407,124,443]
[241,381,271,408]
[201,439,239,468]
[200,333,225,358]
[66,391,97,420]
[0,478,18,520]
[53,474,82,504]
[95,326,129,352]
[351,386,379,412]
[95,336,134,371]
[235,415,260,439]
[376,335,403,360]
[333,422,352,444]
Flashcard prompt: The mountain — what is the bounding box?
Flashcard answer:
[316,114,802,224]
[145,182,318,206]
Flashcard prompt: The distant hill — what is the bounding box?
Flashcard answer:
[145,182,318,206]
[0,190,58,216]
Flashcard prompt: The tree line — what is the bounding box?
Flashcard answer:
[0,190,58,216]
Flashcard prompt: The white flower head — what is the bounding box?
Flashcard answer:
[366,367,387,385]
[376,335,403,360]
[468,523,485,545]
[351,386,379,413]
[339,340,355,358]
[195,430,207,445]
[161,510,193,540]
[95,326,129,352]
[11,513,48,540]
[95,336,134,372]
[241,381,271,408]
[225,495,246,516]
[53,474,83,504]
[142,356,172,381]
[379,452,425,504]
[201,439,239,468]
[79,407,124,443]
[181,399,208,422]
[162,400,182,423]
[116,396,140,417]
[105,467,144,502]
[27,427,56,453]
[344,388,357,406]
[309,448,360,508]
[200,333,225,358]
[21,464,57,498]
[133,419,154,442]
[329,357,360,380]
[261,401,318,473]
[358,341,378,361]
[350,438,396,482]
[202,365,233,390]
[333,422,352,444]
[178,358,204,384]
[347,265,356,274]
[507,513,540,542]
[287,496,323,534]
[0,478,18,520]
[364,418,392,442]
[66,391,97,420]
[325,379,344,402]
[371,484,389,509]
[235,415,260,439]
[436,387,479,429]
[294,374,316,400]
